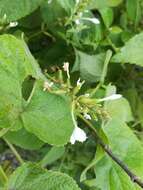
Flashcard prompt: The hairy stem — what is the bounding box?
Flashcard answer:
[78,114,143,188]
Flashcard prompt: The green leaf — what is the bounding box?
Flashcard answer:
[73,50,106,83]
[4,128,44,150]
[112,33,143,66]
[41,0,74,33]
[126,0,141,26]
[104,84,133,122]
[89,0,123,9]
[0,0,43,22]
[100,7,114,28]
[0,35,41,130]
[21,80,74,146]
[6,163,81,190]
[40,146,65,167]
[105,98,133,122]
[93,119,143,190]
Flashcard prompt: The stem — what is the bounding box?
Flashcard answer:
[100,50,112,84]
[3,138,24,165]
[0,166,8,185]
[90,50,112,97]
[107,37,118,53]
[78,114,143,188]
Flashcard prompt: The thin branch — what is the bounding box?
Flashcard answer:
[3,138,24,165]
[78,114,143,189]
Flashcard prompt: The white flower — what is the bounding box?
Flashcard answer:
[75,0,80,4]
[9,22,18,27]
[70,126,87,144]
[63,62,70,78]
[3,14,7,20]
[43,81,54,91]
[48,0,52,4]
[82,17,100,24]
[75,19,80,25]
[84,113,91,120]
[98,94,122,102]
[84,93,90,97]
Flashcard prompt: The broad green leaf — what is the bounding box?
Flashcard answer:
[73,50,106,83]
[0,35,74,146]
[4,128,44,150]
[0,35,41,129]
[21,80,74,146]
[6,163,81,190]
[112,33,143,66]
[0,0,43,22]
[40,146,65,167]
[93,119,143,190]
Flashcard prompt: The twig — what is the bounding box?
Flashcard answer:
[78,114,143,188]
[3,138,24,165]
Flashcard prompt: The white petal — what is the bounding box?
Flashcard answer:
[63,62,69,71]
[63,62,70,78]
[82,17,100,24]
[76,78,85,87]
[9,22,18,27]
[48,0,52,4]
[75,0,80,4]
[75,19,80,25]
[43,81,53,91]
[98,94,122,102]
[70,126,87,144]
[84,113,91,120]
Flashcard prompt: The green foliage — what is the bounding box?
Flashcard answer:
[112,33,143,66]
[0,0,43,23]
[4,128,44,150]
[6,163,81,190]
[22,80,74,146]
[94,119,143,190]
[73,50,106,83]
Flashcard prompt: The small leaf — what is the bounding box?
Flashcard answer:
[104,84,133,122]
[89,0,123,9]
[112,33,143,66]
[100,7,114,28]
[40,146,65,167]
[6,163,81,190]
[73,50,106,83]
